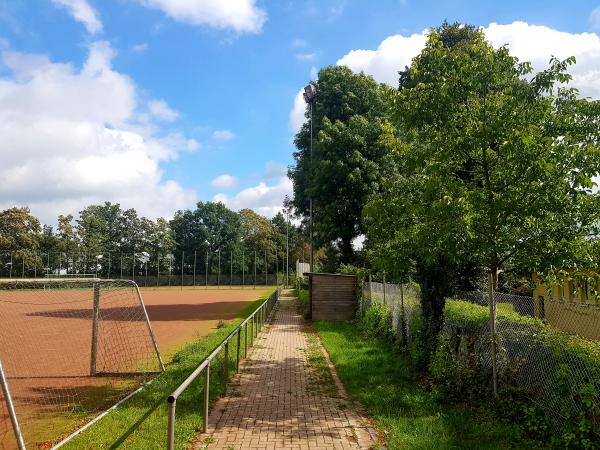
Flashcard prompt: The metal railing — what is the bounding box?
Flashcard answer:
[166,286,281,450]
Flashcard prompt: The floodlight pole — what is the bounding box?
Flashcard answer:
[303,83,317,273]
[286,210,289,287]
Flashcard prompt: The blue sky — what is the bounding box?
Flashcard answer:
[0,0,599,223]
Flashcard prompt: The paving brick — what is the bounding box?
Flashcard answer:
[193,291,376,450]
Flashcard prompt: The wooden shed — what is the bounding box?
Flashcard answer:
[307,273,358,321]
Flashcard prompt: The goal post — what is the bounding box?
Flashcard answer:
[0,278,164,449]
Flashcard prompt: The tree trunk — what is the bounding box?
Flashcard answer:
[339,236,355,265]
[414,257,456,370]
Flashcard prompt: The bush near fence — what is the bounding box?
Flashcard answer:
[360,283,600,448]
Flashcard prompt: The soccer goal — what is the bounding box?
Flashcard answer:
[0,279,164,449]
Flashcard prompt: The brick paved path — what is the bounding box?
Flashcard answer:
[193,291,377,450]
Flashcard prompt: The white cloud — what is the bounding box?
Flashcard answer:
[591,7,600,32]
[131,43,149,53]
[335,21,600,99]
[289,88,306,133]
[211,174,238,189]
[148,99,179,122]
[296,52,316,62]
[52,0,103,34]
[0,41,197,223]
[336,32,427,86]
[137,0,266,34]
[212,129,236,141]
[213,177,293,217]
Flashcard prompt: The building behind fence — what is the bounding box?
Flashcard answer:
[361,281,600,439]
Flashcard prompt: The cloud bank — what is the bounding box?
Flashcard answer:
[0,41,197,223]
[336,21,600,98]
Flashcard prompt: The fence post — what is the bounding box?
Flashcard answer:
[181,251,184,289]
[489,272,498,397]
[203,362,210,433]
[193,250,197,286]
[157,254,160,287]
[400,283,407,346]
[223,342,229,395]
[236,328,241,372]
[244,322,248,358]
[383,272,387,305]
[90,283,101,375]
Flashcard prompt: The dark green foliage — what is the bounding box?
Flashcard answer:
[438,299,600,447]
[290,66,393,265]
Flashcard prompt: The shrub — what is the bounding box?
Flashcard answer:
[438,299,600,446]
[359,302,393,342]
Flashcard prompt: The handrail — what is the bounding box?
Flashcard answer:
[166,286,282,450]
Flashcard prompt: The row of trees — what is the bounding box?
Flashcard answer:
[290,22,600,364]
[0,201,307,277]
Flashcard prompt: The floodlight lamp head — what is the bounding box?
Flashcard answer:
[303,83,317,103]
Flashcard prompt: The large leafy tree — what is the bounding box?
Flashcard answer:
[365,22,600,363]
[289,66,392,264]
[0,207,42,271]
[171,201,241,261]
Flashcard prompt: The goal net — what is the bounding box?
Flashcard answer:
[0,279,164,449]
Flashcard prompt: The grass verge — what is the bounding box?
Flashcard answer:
[296,288,310,318]
[314,320,534,450]
[62,290,275,450]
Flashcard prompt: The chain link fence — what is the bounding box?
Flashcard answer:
[361,282,600,440]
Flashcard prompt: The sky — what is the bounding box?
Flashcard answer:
[0,0,599,225]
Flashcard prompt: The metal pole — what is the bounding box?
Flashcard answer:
[286,210,289,287]
[181,251,184,289]
[167,399,176,450]
[244,322,248,358]
[193,250,197,286]
[132,281,165,371]
[309,100,314,273]
[21,258,25,278]
[276,248,278,286]
[108,252,111,278]
[169,253,174,286]
[236,329,241,372]
[489,272,498,397]
[242,250,245,287]
[383,272,386,305]
[205,250,208,288]
[218,250,221,288]
[157,254,160,287]
[90,283,101,375]
[120,252,123,279]
[59,252,62,275]
[203,362,210,433]
[230,251,233,288]
[0,360,26,450]
[264,248,267,286]
[223,342,229,395]
[46,252,50,277]
[132,254,135,283]
[254,251,256,289]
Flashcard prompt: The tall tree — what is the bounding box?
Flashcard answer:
[171,201,241,262]
[289,66,392,265]
[365,22,600,363]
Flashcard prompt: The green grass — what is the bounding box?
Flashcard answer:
[62,290,274,450]
[296,288,310,318]
[314,320,534,450]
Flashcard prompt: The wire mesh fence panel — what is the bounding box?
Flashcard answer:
[363,282,421,346]
[448,291,600,438]
[0,279,163,449]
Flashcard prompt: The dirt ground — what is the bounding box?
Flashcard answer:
[0,286,270,449]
